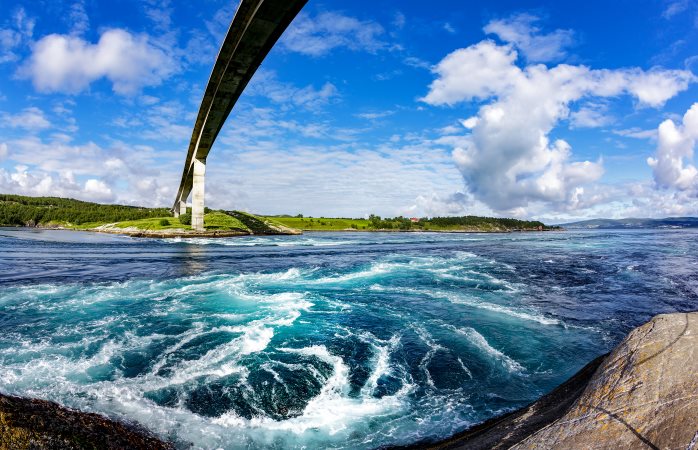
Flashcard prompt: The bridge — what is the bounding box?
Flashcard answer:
[172,0,308,230]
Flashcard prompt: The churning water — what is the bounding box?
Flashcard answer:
[1,228,697,448]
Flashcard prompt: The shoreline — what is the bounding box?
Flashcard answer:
[1,225,559,238]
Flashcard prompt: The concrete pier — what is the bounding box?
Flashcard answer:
[191,159,205,231]
[173,200,187,218]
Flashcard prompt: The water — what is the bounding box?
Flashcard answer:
[0,228,696,449]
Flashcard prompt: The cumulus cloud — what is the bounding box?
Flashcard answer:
[647,103,698,192]
[421,39,693,212]
[20,29,177,95]
[484,13,574,62]
[281,11,386,56]
[0,107,51,131]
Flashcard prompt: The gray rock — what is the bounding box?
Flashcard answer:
[514,312,698,450]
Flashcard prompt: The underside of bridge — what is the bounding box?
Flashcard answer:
[172,0,307,230]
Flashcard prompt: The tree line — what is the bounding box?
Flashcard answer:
[367,214,550,230]
[0,194,169,226]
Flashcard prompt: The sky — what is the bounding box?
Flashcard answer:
[0,0,697,222]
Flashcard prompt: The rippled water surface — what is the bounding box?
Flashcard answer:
[1,228,697,449]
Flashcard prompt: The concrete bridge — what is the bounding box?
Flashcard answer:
[172,0,307,230]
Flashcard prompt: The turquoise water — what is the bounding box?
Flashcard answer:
[0,228,696,448]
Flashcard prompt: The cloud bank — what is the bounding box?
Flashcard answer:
[422,35,694,214]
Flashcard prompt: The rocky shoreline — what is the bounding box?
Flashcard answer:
[2,312,695,449]
[0,394,172,449]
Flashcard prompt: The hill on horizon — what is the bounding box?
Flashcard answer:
[560,217,698,229]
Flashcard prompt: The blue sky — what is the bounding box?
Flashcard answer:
[0,0,697,221]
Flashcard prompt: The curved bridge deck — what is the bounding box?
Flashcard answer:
[173,0,307,230]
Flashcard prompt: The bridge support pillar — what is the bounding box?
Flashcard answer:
[191,158,206,231]
[173,200,187,218]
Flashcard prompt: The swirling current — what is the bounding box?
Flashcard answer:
[1,228,697,449]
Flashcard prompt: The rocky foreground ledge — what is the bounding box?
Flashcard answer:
[2,312,696,449]
[0,395,172,449]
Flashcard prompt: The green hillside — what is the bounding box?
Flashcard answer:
[266,214,554,232]
[0,195,284,234]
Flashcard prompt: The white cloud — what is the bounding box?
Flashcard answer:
[443,23,456,34]
[21,29,177,95]
[647,103,698,191]
[142,0,172,31]
[392,12,406,30]
[83,178,114,202]
[662,0,689,19]
[460,117,479,129]
[246,70,339,110]
[1,107,51,131]
[0,135,178,207]
[421,39,693,212]
[0,8,34,64]
[484,13,574,62]
[570,102,613,128]
[613,127,658,140]
[405,192,473,217]
[68,1,90,35]
[0,143,7,160]
[355,111,394,120]
[403,56,431,70]
[281,11,386,56]
[421,41,521,106]
[624,68,696,107]
[205,2,239,42]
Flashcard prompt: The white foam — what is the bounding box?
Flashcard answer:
[457,358,473,378]
[442,291,560,326]
[453,326,524,373]
[361,335,400,396]
[214,344,412,435]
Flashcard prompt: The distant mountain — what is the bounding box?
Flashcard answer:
[560,217,698,229]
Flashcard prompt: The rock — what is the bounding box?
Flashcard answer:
[0,394,173,450]
[514,312,698,450]
[419,312,698,450]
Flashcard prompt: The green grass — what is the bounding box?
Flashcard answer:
[111,216,190,230]
[202,212,248,231]
[265,217,371,230]
[69,212,250,232]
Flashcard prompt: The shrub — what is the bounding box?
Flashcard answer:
[179,213,191,225]
[159,219,170,226]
